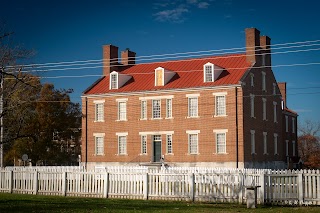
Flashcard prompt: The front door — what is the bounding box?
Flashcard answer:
[153,135,162,162]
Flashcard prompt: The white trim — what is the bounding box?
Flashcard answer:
[139,131,174,135]
[213,129,228,133]
[116,132,128,136]
[262,71,266,91]
[186,93,200,98]
[212,92,227,96]
[93,99,105,104]
[186,130,200,134]
[93,133,105,137]
[204,63,214,82]
[116,98,128,102]
[139,95,174,101]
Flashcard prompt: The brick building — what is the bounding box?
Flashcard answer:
[81,28,298,170]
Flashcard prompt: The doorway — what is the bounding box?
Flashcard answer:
[153,135,162,162]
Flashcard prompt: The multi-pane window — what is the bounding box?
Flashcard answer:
[250,130,255,154]
[292,117,295,133]
[118,101,127,121]
[285,140,289,156]
[118,136,127,155]
[166,99,172,118]
[95,103,104,122]
[273,101,277,123]
[141,100,147,120]
[204,65,213,82]
[292,141,296,156]
[95,136,104,155]
[250,73,254,87]
[263,132,268,154]
[274,133,278,155]
[141,135,147,154]
[188,134,198,154]
[166,135,173,154]
[273,83,276,95]
[152,100,161,118]
[262,98,267,120]
[250,94,255,118]
[188,97,198,117]
[216,96,226,116]
[285,115,288,132]
[216,133,226,154]
[110,73,118,89]
[262,71,266,91]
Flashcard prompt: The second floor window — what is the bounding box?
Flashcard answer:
[262,98,267,120]
[95,103,104,122]
[141,100,147,120]
[262,71,266,91]
[188,97,198,117]
[250,94,255,118]
[216,95,226,116]
[166,99,172,118]
[273,101,278,123]
[152,100,161,118]
[118,101,127,121]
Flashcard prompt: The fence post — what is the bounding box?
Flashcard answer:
[103,172,109,198]
[189,173,195,202]
[62,172,67,196]
[8,170,13,193]
[238,173,243,204]
[143,173,148,200]
[33,171,38,195]
[297,173,303,204]
[259,174,265,205]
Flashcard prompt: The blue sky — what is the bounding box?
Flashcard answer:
[2,0,320,124]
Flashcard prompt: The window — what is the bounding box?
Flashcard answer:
[95,102,104,122]
[285,140,289,156]
[188,134,198,154]
[250,94,255,118]
[273,83,276,95]
[292,141,296,156]
[95,136,104,155]
[216,95,226,116]
[166,135,173,154]
[273,101,277,123]
[141,135,147,154]
[155,68,163,86]
[110,72,118,89]
[216,133,226,154]
[204,64,213,82]
[188,97,198,117]
[152,100,161,118]
[250,130,255,154]
[250,73,254,87]
[292,117,295,133]
[262,98,267,120]
[141,100,147,120]
[274,133,278,155]
[285,115,288,132]
[166,99,172,118]
[118,135,127,155]
[262,71,266,91]
[118,101,127,121]
[263,132,268,154]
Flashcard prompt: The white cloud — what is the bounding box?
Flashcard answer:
[154,7,189,23]
[198,2,210,8]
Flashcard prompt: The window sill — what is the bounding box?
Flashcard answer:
[165,117,174,120]
[166,153,174,155]
[214,115,227,118]
[94,154,105,156]
[214,152,229,155]
[94,120,105,123]
[251,116,256,119]
[140,118,147,121]
[116,120,128,122]
[188,153,199,155]
[117,154,128,156]
[150,118,163,120]
[186,116,200,119]
[139,153,148,156]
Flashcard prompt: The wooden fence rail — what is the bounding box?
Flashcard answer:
[0,168,319,205]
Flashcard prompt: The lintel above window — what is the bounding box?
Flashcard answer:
[203,62,223,83]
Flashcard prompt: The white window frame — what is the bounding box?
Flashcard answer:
[250,130,255,155]
[117,99,127,121]
[141,100,147,120]
[274,133,278,155]
[204,63,213,82]
[285,115,288,132]
[250,73,254,87]
[141,135,147,154]
[285,140,289,156]
[187,94,199,118]
[152,99,161,119]
[213,92,227,117]
[273,83,276,95]
[292,141,296,157]
[273,101,277,123]
[186,130,199,155]
[292,117,295,133]
[166,99,172,119]
[95,103,104,122]
[262,71,266,91]
[110,72,118,90]
[166,134,173,154]
[94,133,105,156]
[262,98,267,121]
[117,132,128,155]
[214,129,228,154]
[263,132,268,155]
[250,94,255,118]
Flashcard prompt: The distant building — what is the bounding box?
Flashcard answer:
[81,28,298,170]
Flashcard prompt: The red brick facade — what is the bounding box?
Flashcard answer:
[81,28,298,170]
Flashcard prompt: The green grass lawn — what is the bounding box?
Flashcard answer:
[0,193,319,213]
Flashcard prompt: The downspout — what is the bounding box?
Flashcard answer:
[85,97,88,170]
[235,87,239,168]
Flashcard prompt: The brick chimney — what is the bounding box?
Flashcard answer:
[260,35,271,67]
[245,28,261,65]
[103,44,119,76]
[121,48,136,66]
[278,82,287,108]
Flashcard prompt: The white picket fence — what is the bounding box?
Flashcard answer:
[0,167,319,205]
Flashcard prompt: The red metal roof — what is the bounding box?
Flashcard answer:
[84,54,252,95]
